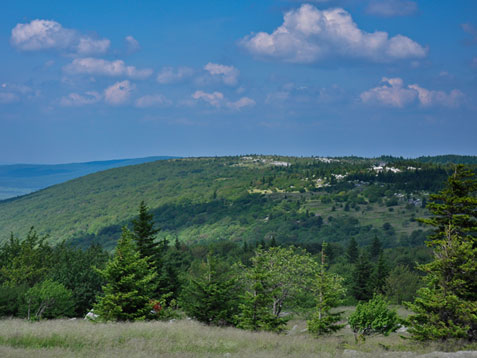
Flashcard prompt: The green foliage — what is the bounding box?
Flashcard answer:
[180,256,239,326]
[384,265,422,304]
[24,279,74,320]
[348,295,400,337]
[237,246,317,332]
[346,237,359,264]
[308,244,346,335]
[94,228,157,321]
[407,166,477,341]
[0,228,52,287]
[351,253,373,301]
[0,284,27,317]
[48,243,109,316]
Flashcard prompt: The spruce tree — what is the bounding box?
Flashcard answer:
[132,202,178,300]
[371,253,389,295]
[308,243,346,335]
[132,201,160,259]
[407,165,477,341]
[369,236,382,260]
[181,256,238,326]
[352,253,373,301]
[94,228,156,321]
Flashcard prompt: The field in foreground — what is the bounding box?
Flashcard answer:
[0,319,476,358]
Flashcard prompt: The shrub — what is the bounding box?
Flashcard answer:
[348,295,400,337]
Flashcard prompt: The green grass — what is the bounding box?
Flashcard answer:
[0,318,475,358]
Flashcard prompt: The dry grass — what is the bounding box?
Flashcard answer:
[0,318,476,358]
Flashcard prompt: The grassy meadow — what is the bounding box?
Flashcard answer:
[0,316,476,358]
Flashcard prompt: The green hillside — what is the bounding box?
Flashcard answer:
[0,155,473,249]
[0,156,176,200]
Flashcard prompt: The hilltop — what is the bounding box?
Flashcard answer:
[0,155,474,249]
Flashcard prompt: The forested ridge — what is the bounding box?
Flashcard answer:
[0,156,476,343]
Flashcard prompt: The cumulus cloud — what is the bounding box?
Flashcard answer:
[408,84,464,108]
[135,94,171,108]
[192,90,224,107]
[366,0,418,17]
[125,35,140,53]
[191,90,255,110]
[204,63,239,85]
[361,77,464,108]
[0,92,19,104]
[11,19,110,55]
[60,91,102,106]
[240,4,426,63]
[104,80,134,105]
[227,97,256,110]
[157,66,194,84]
[63,57,153,79]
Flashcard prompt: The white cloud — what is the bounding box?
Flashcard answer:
[204,63,239,85]
[192,90,224,107]
[60,91,102,106]
[11,19,110,55]
[227,97,256,110]
[125,35,140,53]
[157,66,194,84]
[360,77,416,107]
[366,0,418,17]
[104,80,134,105]
[76,37,110,55]
[64,58,153,79]
[361,77,464,108]
[241,4,426,64]
[135,94,171,108]
[0,92,19,104]
[408,84,464,108]
[191,90,255,110]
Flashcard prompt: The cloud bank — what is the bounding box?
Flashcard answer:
[11,19,110,55]
[366,0,418,17]
[360,77,464,108]
[241,4,426,63]
[63,58,153,79]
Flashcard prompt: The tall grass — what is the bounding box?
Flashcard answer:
[0,318,476,358]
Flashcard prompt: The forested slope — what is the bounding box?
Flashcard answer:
[0,155,473,250]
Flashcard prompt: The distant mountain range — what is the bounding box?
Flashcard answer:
[0,156,177,200]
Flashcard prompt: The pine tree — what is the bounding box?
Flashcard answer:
[181,256,238,326]
[407,165,477,341]
[352,253,373,301]
[94,228,156,321]
[132,202,178,300]
[371,253,389,295]
[132,201,160,260]
[308,243,346,335]
[369,236,382,260]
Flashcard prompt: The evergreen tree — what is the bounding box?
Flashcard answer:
[407,165,477,341]
[346,237,359,264]
[181,256,238,326]
[94,228,156,321]
[308,243,346,335]
[371,254,389,295]
[352,253,373,301]
[132,202,179,300]
[132,201,160,260]
[369,236,382,260]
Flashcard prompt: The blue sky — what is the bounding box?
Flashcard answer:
[1,0,476,164]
